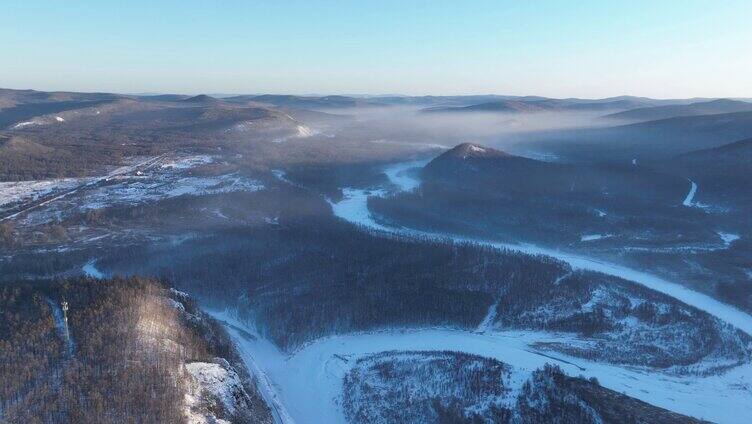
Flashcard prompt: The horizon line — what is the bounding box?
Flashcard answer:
[3,86,752,102]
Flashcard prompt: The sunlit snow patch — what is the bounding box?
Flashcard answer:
[185,360,256,424]
[717,232,740,247]
[580,234,612,242]
[160,155,215,170]
[186,362,243,415]
[82,259,105,278]
[11,120,41,129]
[296,125,315,137]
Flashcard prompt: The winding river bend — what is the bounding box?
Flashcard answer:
[334,161,752,336]
[217,160,752,424]
[683,179,698,206]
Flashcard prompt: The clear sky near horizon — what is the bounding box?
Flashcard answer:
[1,0,750,98]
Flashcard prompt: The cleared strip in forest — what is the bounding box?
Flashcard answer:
[46,299,75,358]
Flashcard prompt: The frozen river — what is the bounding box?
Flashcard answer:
[217,160,752,424]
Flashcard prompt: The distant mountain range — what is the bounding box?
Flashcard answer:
[430,138,752,206]
[420,98,664,114]
[605,99,752,122]
[2,88,737,117]
[137,92,718,112]
[528,109,752,160]
[4,87,752,169]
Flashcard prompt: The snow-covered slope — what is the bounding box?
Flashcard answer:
[185,359,260,424]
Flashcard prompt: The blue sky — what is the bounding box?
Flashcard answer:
[1,0,750,98]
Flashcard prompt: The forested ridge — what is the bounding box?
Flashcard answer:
[0,277,272,423]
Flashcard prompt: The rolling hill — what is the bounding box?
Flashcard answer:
[420,96,673,114]
[529,110,752,161]
[605,99,752,122]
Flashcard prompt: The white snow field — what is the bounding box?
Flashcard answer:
[82,259,105,279]
[1,154,166,223]
[4,154,263,227]
[0,178,89,210]
[580,234,611,242]
[80,173,263,210]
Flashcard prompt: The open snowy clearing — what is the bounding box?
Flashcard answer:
[82,259,105,279]
[81,174,263,210]
[212,311,752,424]
[1,154,167,223]
[0,178,91,210]
[6,154,262,227]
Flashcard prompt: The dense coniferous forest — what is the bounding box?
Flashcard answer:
[97,217,565,349]
[515,364,709,424]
